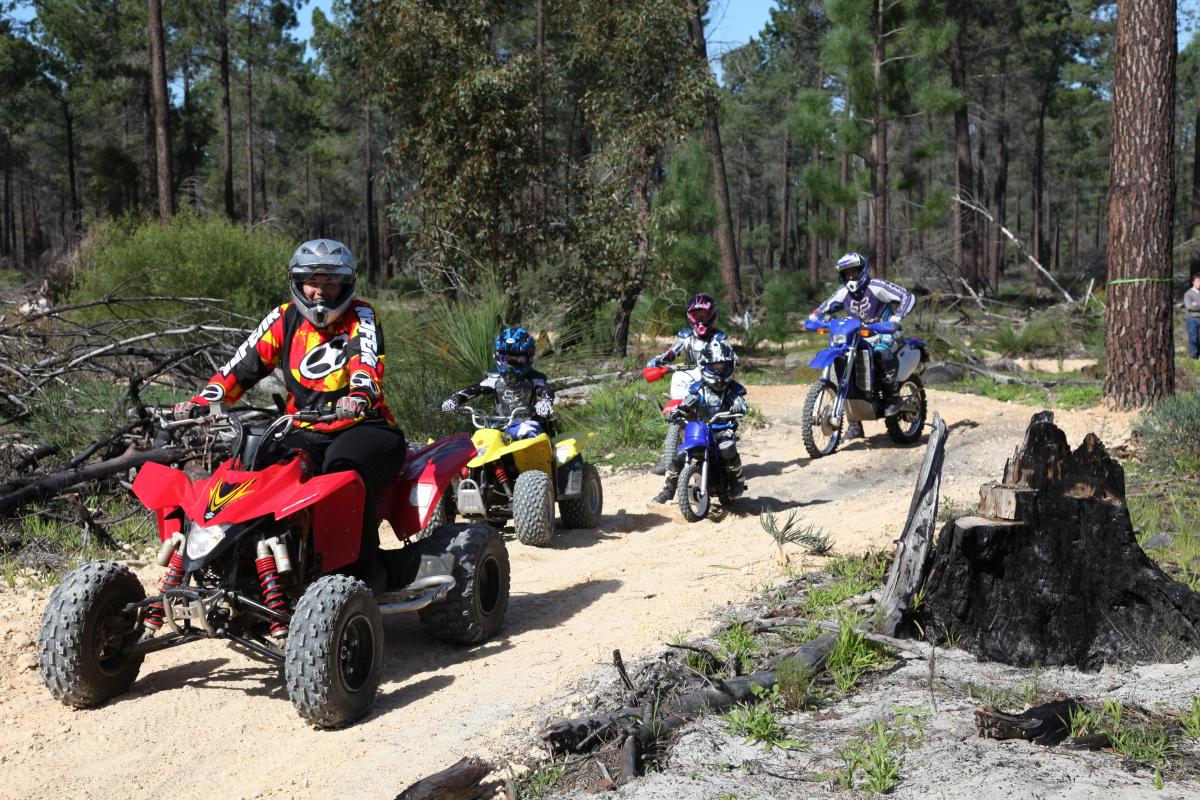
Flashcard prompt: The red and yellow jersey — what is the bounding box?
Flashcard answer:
[191,300,393,432]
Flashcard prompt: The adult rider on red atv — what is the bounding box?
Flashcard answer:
[173,239,406,590]
[808,252,915,439]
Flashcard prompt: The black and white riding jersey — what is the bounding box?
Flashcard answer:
[450,370,554,422]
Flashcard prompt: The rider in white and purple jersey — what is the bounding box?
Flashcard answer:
[809,252,916,428]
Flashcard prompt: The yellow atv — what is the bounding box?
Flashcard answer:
[447,407,603,546]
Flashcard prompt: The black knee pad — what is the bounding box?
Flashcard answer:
[718,439,739,463]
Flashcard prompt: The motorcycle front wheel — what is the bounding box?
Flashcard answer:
[676,460,710,522]
[801,380,842,459]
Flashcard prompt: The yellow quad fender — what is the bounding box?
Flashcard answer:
[467,428,555,476]
[552,431,596,466]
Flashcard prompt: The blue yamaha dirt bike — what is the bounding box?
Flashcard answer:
[676,410,745,522]
[801,316,928,458]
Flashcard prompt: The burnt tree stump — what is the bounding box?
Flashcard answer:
[916,411,1200,670]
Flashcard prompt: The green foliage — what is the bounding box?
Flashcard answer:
[985,314,1063,357]
[827,614,890,692]
[1133,392,1200,474]
[654,136,720,298]
[777,658,823,710]
[761,273,803,346]
[760,509,832,556]
[1183,696,1200,739]
[555,382,663,463]
[835,718,904,794]
[1069,700,1176,767]
[70,213,292,321]
[514,759,566,800]
[716,623,760,669]
[723,683,801,751]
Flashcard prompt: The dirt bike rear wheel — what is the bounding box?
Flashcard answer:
[39,560,146,708]
[676,460,710,522]
[559,463,603,529]
[651,422,681,476]
[285,574,383,729]
[801,380,841,459]
[418,523,510,644]
[885,375,927,444]
[512,470,555,546]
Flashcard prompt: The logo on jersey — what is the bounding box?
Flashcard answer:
[355,306,380,368]
[349,370,379,397]
[299,334,350,379]
[220,306,282,377]
[199,384,225,403]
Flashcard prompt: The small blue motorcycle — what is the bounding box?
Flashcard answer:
[676,410,744,522]
[801,316,928,458]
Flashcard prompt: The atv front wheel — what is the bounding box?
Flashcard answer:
[39,560,146,708]
[418,523,510,644]
[801,380,842,459]
[559,463,603,529]
[512,470,555,546]
[285,575,383,729]
[677,460,710,522]
[885,375,927,445]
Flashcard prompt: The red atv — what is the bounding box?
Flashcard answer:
[37,408,510,728]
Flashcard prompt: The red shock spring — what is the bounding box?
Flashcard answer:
[494,464,509,487]
[255,554,289,636]
[145,551,184,630]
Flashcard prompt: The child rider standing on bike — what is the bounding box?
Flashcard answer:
[440,326,555,439]
[173,239,407,588]
[808,252,915,430]
[646,292,727,369]
[652,338,748,504]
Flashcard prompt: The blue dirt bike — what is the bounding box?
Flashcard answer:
[676,410,745,522]
[801,316,928,458]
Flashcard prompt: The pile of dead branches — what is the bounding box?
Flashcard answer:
[0,293,256,544]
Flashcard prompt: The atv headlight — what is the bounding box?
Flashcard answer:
[185,522,229,560]
[474,445,488,458]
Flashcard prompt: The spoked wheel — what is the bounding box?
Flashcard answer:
[885,375,928,444]
[676,460,710,523]
[801,380,842,458]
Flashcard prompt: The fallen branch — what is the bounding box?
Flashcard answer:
[954,195,1074,303]
[394,756,500,800]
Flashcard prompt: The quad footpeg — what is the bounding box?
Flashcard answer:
[376,553,456,614]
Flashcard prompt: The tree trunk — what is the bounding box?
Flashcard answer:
[1,147,9,258]
[779,129,790,271]
[60,98,80,237]
[1190,66,1200,276]
[1032,97,1048,280]
[218,0,235,221]
[948,10,976,287]
[147,0,173,222]
[991,77,1009,290]
[870,0,889,278]
[142,78,154,210]
[838,150,849,251]
[1104,0,1176,410]
[612,166,653,356]
[808,197,819,289]
[1071,190,1079,275]
[365,107,379,287]
[686,0,743,313]
[244,1,256,228]
[534,0,547,223]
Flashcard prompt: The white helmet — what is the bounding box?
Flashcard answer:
[288,239,357,328]
[835,252,870,295]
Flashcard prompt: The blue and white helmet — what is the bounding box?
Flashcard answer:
[835,252,870,296]
[699,338,737,391]
[288,239,357,328]
[494,326,536,377]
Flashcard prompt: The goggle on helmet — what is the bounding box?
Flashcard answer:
[494,326,536,377]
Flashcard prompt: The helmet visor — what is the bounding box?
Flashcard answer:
[705,361,733,378]
[839,266,864,284]
[497,352,530,369]
[689,306,716,325]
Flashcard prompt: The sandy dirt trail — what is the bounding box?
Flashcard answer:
[0,387,1134,799]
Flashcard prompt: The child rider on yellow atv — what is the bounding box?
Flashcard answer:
[651,338,747,504]
[440,326,554,437]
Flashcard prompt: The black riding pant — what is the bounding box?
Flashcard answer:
[280,420,408,558]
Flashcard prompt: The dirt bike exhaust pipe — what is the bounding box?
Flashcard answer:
[155,532,184,567]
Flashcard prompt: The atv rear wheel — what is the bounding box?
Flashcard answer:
[801,380,841,459]
[285,575,383,729]
[417,523,510,644]
[559,463,603,529]
[512,470,555,546]
[885,375,927,445]
[651,422,681,476]
[39,560,146,708]
[677,460,710,522]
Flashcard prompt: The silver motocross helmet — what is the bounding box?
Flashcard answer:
[287,239,357,328]
[699,338,737,391]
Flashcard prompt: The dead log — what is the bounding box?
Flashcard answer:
[918,411,1200,669]
[876,412,947,637]
[975,699,1082,747]
[393,756,500,800]
[0,445,188,518]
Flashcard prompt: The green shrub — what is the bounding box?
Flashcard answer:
[70,211,293,321]
[985,313,1063,356]
[1133,391,1200,473]
[761,274,802,347]
[556,382,662,458]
